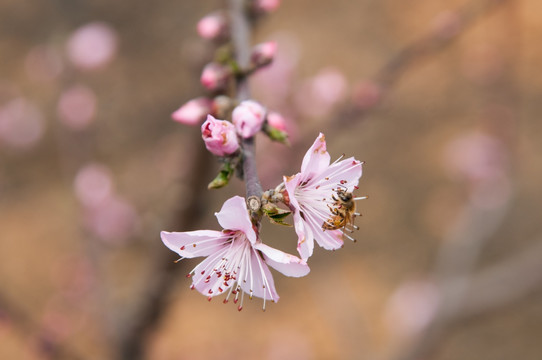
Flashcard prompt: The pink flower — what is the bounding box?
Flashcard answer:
[201,115,239,156]
[251,41,277,68]
[200,62,230,91]
[197,12,228,40]
[171,97,213,125]
[232,100,266,138]
[283,133,363,260]
[161,196,309,310]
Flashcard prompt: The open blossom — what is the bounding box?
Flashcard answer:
[161,196,310,310]
[283,133,363,260]
[201,115,239,156]
[232,100,266,138]
[200,62,230,91]
[171,97,213,125]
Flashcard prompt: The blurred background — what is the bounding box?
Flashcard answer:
[1,0,541,359]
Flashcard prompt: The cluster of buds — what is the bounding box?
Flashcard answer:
[161,1,366,311]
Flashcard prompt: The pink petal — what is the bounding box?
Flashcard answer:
[160,230,228,258]
[300,133,331,176]
[238,248,279,302]
[215,196,256,243]
[190,250,235,297]
[256,243,310,277]
[312,157,363,191]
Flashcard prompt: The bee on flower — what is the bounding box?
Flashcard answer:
[281,133,365,260]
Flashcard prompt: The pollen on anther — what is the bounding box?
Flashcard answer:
[208,289,213,294]
[186,274,192,278]
[180,245,185,250]
[201,270,205,275]
[354,185,359,190]
[208,296,212,302]
[238,306,243,311]
[223,299,229,304]
[218,287,223,293]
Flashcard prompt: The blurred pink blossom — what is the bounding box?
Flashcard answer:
[84,195,139,244]
[251,32,300,109]
[384,279,440,337]
[232,100,266,138]
[200,62,230,91]
[57,84,97,130]
[74,163,114,208]
[197,11,228,40]
[352,80,383,110]
[201,115,239,156]
[295,67,347,118]
[171,97,213,125]
[254,0,281,13]
[251,41,277,68]
[24,45,63,82]
[66,22,118,71]
[443,131,508,182]
[0,98,45,149]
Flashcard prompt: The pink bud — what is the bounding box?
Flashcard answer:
[266,111,287,131]
[254,0,281,13]
[197,12,228,40]
[232,100,266,138]
[171,97,213,125]
[201,115,239,156]
[200,63,230,91]
[251,41,277,68]
[66,22,118,71]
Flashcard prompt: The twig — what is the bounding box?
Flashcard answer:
[229,0,264,205]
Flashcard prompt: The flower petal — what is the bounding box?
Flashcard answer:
[300,133,330,177]
[238,248,279,303]
[311,156,363,191]
[255,243,310,277]
[215,196,256,243]
[190,249,235,297]
[161,230,228,258]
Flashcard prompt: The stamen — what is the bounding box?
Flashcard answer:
[354,196,367,201]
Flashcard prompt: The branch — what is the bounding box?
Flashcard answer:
[229,0,264,205]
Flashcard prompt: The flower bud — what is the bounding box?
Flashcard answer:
[266,111,287,131]
[232,100,266,138]
[253,0,281,13]
[201,115,239,156]
[197,12,229,41]
[200,62,230,91]
[171,97,213,125]
[250,41,277,68]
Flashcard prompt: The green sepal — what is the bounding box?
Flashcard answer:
[208,162,234,189]
[262,203,292,226]
[263,123,289,145]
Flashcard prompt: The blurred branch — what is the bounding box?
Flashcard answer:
[0,292,85,360]
[117,135,212,360]
[334,0,511,130]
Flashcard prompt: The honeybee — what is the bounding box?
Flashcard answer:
[322,188,359,232]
